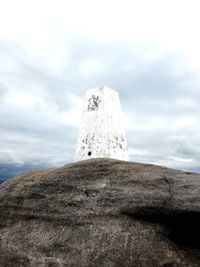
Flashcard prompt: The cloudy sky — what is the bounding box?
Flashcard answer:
[0,0,200,178]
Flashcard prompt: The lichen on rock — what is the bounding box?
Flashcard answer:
[0,159,200,266]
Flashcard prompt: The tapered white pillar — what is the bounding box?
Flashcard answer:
[74,86,129,162]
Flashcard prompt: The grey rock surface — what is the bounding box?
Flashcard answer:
[0,158,200,266]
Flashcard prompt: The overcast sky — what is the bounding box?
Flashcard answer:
[0,0,200,174]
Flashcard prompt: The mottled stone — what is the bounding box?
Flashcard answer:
[0,159,200,266]
[74,87,129,162]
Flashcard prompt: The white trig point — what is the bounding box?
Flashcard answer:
[74,86,129,162]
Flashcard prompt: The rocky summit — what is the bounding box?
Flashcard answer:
[0,159,200,267]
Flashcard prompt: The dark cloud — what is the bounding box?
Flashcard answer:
[19,63,76,111]
[0,161,53,184]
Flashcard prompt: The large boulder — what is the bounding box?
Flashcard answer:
[0,158,200,266]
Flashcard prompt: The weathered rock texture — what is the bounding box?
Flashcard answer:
[0,159,200,266]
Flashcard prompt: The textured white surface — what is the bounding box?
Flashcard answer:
[74,86,129,162]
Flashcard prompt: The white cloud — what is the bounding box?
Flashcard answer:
[0,0,200,170]
[175,97,198,109]
[79,59,106,78]
[168,156,193,164]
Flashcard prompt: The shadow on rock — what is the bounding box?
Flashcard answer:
[122,207,200,249]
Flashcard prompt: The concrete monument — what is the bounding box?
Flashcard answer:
[74,86,129,162]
